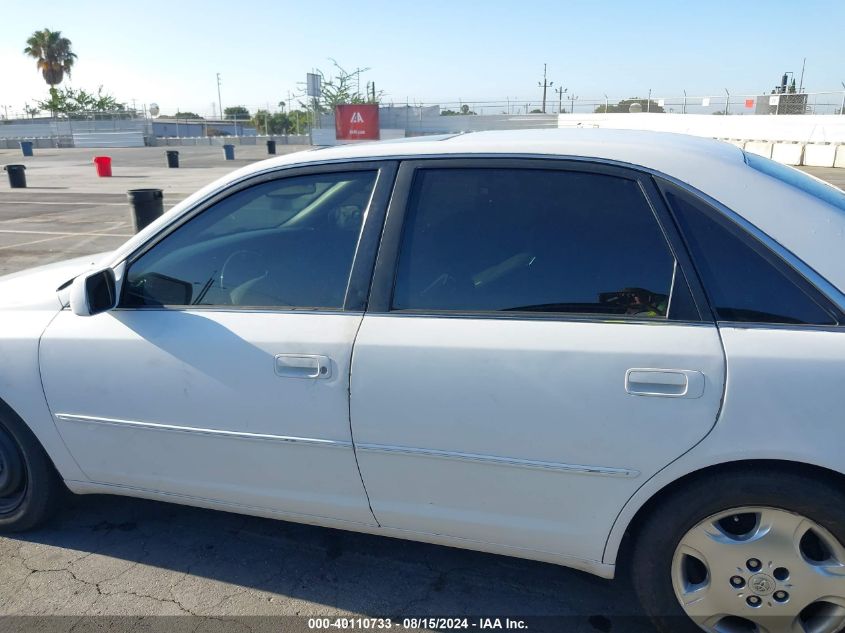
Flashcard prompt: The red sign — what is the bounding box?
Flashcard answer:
[745,99,755,109]
[335,104,380,141]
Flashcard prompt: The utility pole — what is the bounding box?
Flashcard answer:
[555,86,567,113]
[683,89,687,114]
[724,88,730,115]
[538,63,553,113]
[216,72,223,121]
[647,88,652,113]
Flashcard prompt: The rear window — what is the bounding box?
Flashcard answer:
[745,152,845,212]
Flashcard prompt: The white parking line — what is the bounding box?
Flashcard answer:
[0,235,73,250]
[0,201,177,207]
[0,229,133,238]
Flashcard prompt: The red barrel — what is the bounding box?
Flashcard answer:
[93,156,112,177]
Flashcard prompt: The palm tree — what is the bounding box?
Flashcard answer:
[23,29,77,99]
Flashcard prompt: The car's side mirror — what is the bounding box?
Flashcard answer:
[69,267,118,316]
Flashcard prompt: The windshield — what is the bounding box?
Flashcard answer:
[745,152,845,212]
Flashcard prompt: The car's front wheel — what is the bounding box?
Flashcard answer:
[632,468,845,633]
[0,410,63,532]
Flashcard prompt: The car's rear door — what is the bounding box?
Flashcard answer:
[350,159,726,562]
[41,161,395,525]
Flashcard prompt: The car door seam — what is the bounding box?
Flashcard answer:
[347,314,381,527]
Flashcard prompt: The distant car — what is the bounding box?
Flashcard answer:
[2,129,845,633]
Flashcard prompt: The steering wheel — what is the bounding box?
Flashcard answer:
[220,250,268,295]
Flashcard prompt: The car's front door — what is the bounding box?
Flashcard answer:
[350,160,727,562]
[41,162,395,525]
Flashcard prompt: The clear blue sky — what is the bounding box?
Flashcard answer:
[2,0,843,116]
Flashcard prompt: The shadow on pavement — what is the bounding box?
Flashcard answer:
[5,493,655,632]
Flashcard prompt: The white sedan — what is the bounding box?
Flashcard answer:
[2,129,845,633]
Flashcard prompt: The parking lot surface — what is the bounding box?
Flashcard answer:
[0,146,842,631]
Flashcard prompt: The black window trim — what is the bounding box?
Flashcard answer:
[367,157,711,325]
[115,160,398,313]
[656,178,845,329]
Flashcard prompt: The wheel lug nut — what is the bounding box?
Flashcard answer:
[774,590,789,603]
[746,558,762,571]
[747,596,762,607]
[730,575,746,588]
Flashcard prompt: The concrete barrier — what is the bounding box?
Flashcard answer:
[804,143,838,167]
[836,145,845,169]
[744,141,773,159]
[771,142,805,166]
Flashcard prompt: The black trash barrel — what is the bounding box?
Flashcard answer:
[266,139,276,155]
[4,164,26,188]
[20,141,34,157]
[166,150,180,168]
[223,144,235,160]
[128,188,164,232]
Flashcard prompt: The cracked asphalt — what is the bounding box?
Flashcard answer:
[0,148,842,632]
[0,494,649,632]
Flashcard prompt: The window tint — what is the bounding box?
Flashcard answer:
[392,168,677,318]
[123,171,377,309]
[664,186,836,325]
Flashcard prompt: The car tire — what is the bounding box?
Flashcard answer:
[631,467,845,633]
[0,410,64,532]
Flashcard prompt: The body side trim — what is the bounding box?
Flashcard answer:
[54,414,353,449]
[355,443,640,478]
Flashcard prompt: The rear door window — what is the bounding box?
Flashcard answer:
[391,168,682,318]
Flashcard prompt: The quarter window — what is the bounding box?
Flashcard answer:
[122,171,377,309]
[391,168,678,318]
[663,185,837,326]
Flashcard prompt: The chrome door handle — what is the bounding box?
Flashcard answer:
[274,354,332,379]
[625,368,705,398]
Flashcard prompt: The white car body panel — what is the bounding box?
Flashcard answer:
[40,309,376,525]
[0,129,841,580]
[0,253,113,482]
[351,316,725,562]
[604,325,845,564]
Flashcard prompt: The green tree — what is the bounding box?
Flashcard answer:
[441,105,477,116]
[594,98,665,113]
[251,109,311,135]
[36,86,125,114]
[314,59,384,111]
[173,111,203,119]
[23,29,77,104]
[224,106,250,120]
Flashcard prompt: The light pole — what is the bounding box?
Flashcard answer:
[538,63,553,113]
[604,94,609,113]
[647,88,652,113]
[841,82,845,115]
[683,89,687,114]
[216,73,223,121]
[724,88,730,115]
[570,93,579,114]
[555,86,567,113]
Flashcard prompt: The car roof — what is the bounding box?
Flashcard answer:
[256,128,747,180]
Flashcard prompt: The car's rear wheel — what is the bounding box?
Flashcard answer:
[632,469,845,633]
[0,412,63,532]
